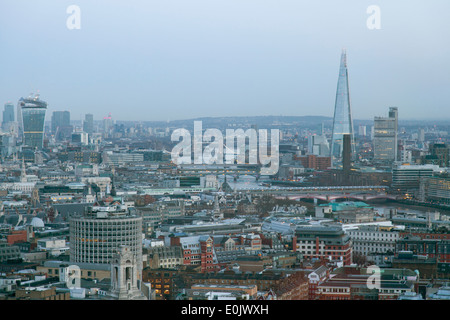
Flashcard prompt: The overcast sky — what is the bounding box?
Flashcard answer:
[0,0,449,122]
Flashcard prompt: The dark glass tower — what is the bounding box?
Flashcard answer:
[330,50,355,164]
[18,94,47,149]
[83,113,94,134]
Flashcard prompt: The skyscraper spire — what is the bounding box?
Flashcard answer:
[330,49,355,165]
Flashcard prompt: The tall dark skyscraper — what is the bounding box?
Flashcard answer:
[51,111,70,134]
[51,110,72,140]
[83,113,94,134]
[330,50,355,164]
[18,94,47,149]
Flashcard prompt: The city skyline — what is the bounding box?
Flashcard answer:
[1,1,450,121]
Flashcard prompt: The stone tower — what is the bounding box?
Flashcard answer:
[109,245,146,300]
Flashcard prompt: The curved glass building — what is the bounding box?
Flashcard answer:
[18,94,47,149]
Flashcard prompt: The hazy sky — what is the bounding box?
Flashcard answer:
[1,0,449,122]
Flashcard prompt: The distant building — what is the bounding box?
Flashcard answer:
[425,143,449,167]
[420,175,450,205]
[51,111,72,140]
[294,225,352,265]
[392,250,438,280]
[373,107,398,163]
[296,154,331,171]
[346,225,399,259]
[0,242,21,263]
[18,94,47,149]
[2,102,15,132]
[83,113,94,135]
[317,266,418,300]
[330,50,355,163]
[308,134,330,157]
[392,164,438,193]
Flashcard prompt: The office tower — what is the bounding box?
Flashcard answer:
[330,50,355,163]
[18,93,47,149]
[2,103,14,124]
[51,111,70,133]
[103,113,113,137]
[69,206,143,283]
[51,111,72,140]
[373,107,398,163]
[418,128,425,143]
[2,103,16,134]
[83,113,94,134]
[392,164,436,193]
[358,125,367,137]
[308,134,330,157]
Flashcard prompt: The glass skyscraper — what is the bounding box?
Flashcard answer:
[18,94,47,150]
[330,50,355,164]
[373,107,398,163]
[2,103,14,124]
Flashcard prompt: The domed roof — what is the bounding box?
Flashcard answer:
[30,217,45,228]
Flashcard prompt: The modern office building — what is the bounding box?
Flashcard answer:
[373,107,398,163]
[330,49,355,164]
[17,94,47,149]
[83,113,94,135]
[51,111,72,140]
[308,134,330,157]
[69,205,143,281]
[392,164,438,193]
[2,103,14,126]
[51,111,70,133]
[421,176,450,204]
[103,113,113,137]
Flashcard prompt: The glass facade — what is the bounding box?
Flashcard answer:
[330,50,355,162]
[19,96,47,149]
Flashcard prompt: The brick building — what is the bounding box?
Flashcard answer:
[316,266,418,300]
[396,235,450,263]
[142,268,179,300]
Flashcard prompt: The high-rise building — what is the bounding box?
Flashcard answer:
[69,205,143,278]
[51,111,72,140]
[2,103,14,124]
[103,113,113,137]
[83,113,94,134]
[373,107,398,163]
[18,94,47,149]
[330,50,355,163]
[2,102,17,134]
[51,111,70,133]
[308,134,330,157]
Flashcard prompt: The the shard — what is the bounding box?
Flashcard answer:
[330,49,355,164]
